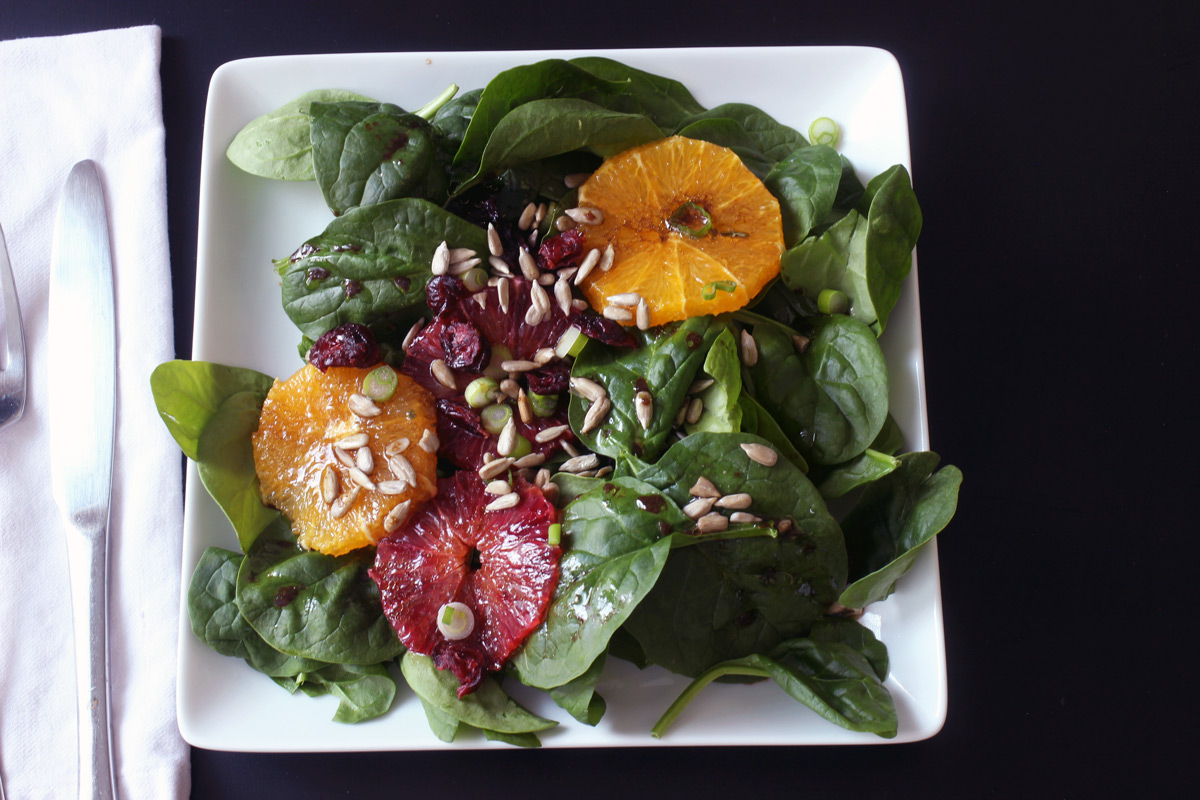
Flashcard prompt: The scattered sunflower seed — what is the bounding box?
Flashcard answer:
[534,467,551,487]
[555,215,576,231]
[330,486,360,519]
[486,492,522,511]
[555,278,573,316]
[729,512,762,524]
[688,378,715,395]
[602,305,633,322]
[607,292,641,307]
[355,446,374,474]
[594,466,613,478]
[570,376,606,402]
[674,403,688,427]
[485,480,512,495]
[477,456,515,481]
[541,481,560,505]
[530,280,551,314]
[320,465,339,505]
[448,247,477,264]
[535,424,569,443]
[716,493,752,510]
[376,480,409,496]
[386,438,410,457]
[402,318,425,352]
[497,417,518,456]
[331,445,355,469]
[740,329,759,366]
[500,378,521,399]
[533,347,556,365]
[518,202,537,231]
[535,202,548,225]
[636,298,650,330]
[517,389,533,423]
[685,396,704,424]
[348,393,381,418]
[348,467,375,491]
[514,452,546,468]
[598,243,615,272]
[740,442,778,466]
[498,277,511,313]
[487,223,503,257]
[388,453,417,486]
[571,298,588,311]
[431,359,456,389]
[683,496,716,519]
[777,518,793,533]
[472,291,488,309]
[488,255,510,273]
[519,248,540,280]
[574,248,601,285]
[565,207,603,225]
[524,302,546,326]
[635,390,653,430]
[564,172,590,188]
[418,428,438,453]
[501,359,540,372]
[336,433,369,450]
[581,396,611,434]
[689,476,721,498]
[538,272,555,286]
[560,453,600,473]
[793,334,811,353]
[383,499,411,532]
[431,241,450,276]
[451,257,481,276]
[696,512,729,533]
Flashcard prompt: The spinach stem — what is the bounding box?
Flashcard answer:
[651,663,770,738]
[414,84,460,121]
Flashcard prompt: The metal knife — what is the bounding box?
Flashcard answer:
[48,160,119,800]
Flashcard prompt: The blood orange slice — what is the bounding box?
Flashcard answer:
[370,471,560,696]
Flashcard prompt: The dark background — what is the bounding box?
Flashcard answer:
[3,1,1195,796]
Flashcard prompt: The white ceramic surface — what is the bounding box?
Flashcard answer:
[180,46,943,751]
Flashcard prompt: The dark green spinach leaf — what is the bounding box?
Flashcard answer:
[400,652,557,736]
[674,103,808,177]
[763,144,843,246]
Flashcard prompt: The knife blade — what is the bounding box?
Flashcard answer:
[48,159,118,800]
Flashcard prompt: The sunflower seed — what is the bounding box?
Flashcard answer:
[385,438,410,457]
[599,243,615,272]
[488,255,510,273]
[689,476,721,498]
[451,257,482,276]
[355,446,374,474]
[565,207,603,225]
[477,456,514,480]
[330,486,360,519]
[348,392,381,418]
[573,248,601,285]
[487,223,503,257]
[729,511,762,524]
[431,359,456,390]
[571,298,588,311]
[518,202,538,231]
[486,492,522,511]
[336,433,369,450]
[636,297,650,330]
[555,278,573,315]
[534,467,551,487]
[696,512,729,533]
[402,318,425,352]
[569,376,606,402]
[418,428,439,453]
[485,480,512,495]
[541,481,560,505]
[716,493,752,510]
[607,292,641,307]
[685,396,704,424]
[674,403,688,427]
[388,453,417,486]
[581,395,610,434]
[320,465,339,505]
[383,500,411,532]
[560,453,600,473]
[564,172,590,189]
[535,202,548,226]
[576,469,597,478]
[683,496,716,519]
[602,305,633,322]
[473,291,487,309]
[530,279,551,315]
[431,241,450,275]
[777,518,793,533]
[538,272,555,286]
[524,302,546,326]
[517,389,533,423]
[499,378,520,399]
[533,347,556,365]
[376,480,409,495]
[514,452,546,468]
[498,277,511,312]
[635,390,653,430]
[688,378,714,395]
[740,442,778,466]
[501,359,540,373]
[497,418,518,457]
[535,424,569,443]
[555,215,576,231]
[595,466,613,478]
[348,467,375,491]
[793,334,811,353]
[519,248,540,280]
[528,228,540,247]
[448,247,477,264]
[332,445,355,469]
[560,438,580,457]
[740,329,759,366]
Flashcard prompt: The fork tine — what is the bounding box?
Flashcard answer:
[0,222,28,429]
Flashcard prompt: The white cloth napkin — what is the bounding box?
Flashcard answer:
[0,25,188,799]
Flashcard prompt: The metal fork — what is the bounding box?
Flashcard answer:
[1,222,27,430]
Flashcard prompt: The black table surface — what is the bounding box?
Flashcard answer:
[4,1,1194,797]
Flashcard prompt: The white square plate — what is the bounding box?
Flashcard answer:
[180,46,944,750]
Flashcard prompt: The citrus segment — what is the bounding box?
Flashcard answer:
[576,135,784,326]
[252,363,439,556]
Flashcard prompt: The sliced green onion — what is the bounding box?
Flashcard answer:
[817,288,850,315]
[481,403,513,435]
[547,523,562,546]
[701,280,737,301]
[436,601,474,640]
[508,433,533,459]
[362,365,398,401]
[667,202,713,238]
[528,391,558,418]
[554,326,589,359]
[414,83,459,121]
[462,267,489,293]
[808,116,840,147]
[465,377,499,409]
[484,344,513,380]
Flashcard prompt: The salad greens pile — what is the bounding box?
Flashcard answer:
[154,56,961,745]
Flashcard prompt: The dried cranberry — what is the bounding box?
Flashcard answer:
[439,319,490,372]
[436,399,487,437]
[425,275,466,314]
[526,360,570,395]
[536,229,585,271]
[306,322,382,371]
[574,312,638,349]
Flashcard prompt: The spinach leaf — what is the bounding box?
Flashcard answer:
[188,547,322,677]
[763,144,844,246]
[419,697,461,743]
[400,652,557,736]
[747,279,817,330]
[310,102,447,215]
[548,650,608,726]
[684,327,742,435]
[814,449,900,500]
[513,477,682,689]
[625,432,847,676]
[871,413,905,455]
[226,89,374,181]
[454,58,702,171]
[151,360,278,548]
[483,729,543,748]
[276,663,397,723]
[674,103,808,177]
[235,518,404,664]
[275,198,487,341]
[568,316,728,462]
[743,313,888,466]
[839,452,962,608]
[458,98,662,193]
[430,88,481,154]
[737,391,808,473]
[780,165,921,335]
[653,624,896,739]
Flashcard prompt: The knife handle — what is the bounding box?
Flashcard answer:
[65,514,118,800]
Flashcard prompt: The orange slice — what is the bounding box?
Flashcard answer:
[576,136,784,327]
[252,363,439,556]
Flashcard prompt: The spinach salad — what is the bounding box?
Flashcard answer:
[154,57,961,745]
